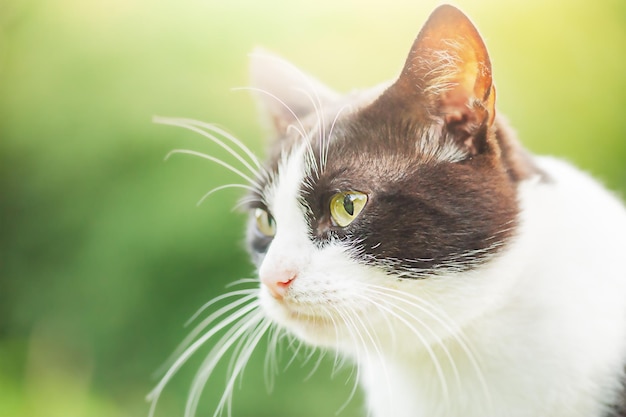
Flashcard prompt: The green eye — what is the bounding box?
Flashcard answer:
[254,208,276,237]
[330,191,368,227]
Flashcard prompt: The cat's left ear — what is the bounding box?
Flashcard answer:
[394,5,496,155]
[249,49,340,137]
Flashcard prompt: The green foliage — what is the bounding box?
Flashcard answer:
[1,0,624,416]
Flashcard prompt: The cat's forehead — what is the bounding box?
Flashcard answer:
[260,86,385,173]
[260,90,468,198]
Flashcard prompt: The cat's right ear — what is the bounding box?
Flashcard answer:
[390,5,496,156]
[249,49,340,137]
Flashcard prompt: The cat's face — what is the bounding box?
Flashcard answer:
[148,6,544,417]
[245,5,528,354]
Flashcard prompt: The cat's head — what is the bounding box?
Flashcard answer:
[245,5,533,353]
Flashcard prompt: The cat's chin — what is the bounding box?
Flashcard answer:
[259,289,352,348]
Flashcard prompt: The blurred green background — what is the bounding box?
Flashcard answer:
[1,0,624,416]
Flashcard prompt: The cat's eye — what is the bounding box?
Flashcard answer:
[254,208,276,237]
[330,191,368,227]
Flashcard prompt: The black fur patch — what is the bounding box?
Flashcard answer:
[245,80,543,275]
[298,109,521,276]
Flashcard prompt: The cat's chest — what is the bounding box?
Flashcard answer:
[358,324,605,417]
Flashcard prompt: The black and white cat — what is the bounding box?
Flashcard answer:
[150,5,626,417]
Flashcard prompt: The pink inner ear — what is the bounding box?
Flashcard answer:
[399,5,495,127]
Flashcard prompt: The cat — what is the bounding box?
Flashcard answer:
[149,4,626,417]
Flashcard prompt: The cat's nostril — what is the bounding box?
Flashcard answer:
[261,270,297,300]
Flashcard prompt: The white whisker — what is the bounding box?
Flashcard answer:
[184,309,265,417]
[323,103,351,172]
[333,305,364,416]
[319,305,349,378]
[247,53,329,152]
[197,184,258,206]
[154,117,267,185]
[293,86,322,177]
[186,289,258,327]
[303,349,326,382]
[171,118,263,169]
[165,149,257,186]
[147,300,260,417]
[356,290,451,407]
[232,87,307,140]
[283,333,305,372]
[362,289,461,400]
[364,284,493,412]
[225,278,259,288]
[264,324,282,392]
[215,318,272,417]
[153,289,257,378]
[348,298,394,409]
[233,196,264,211]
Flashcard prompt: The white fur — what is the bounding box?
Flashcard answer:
[259,147,626,417]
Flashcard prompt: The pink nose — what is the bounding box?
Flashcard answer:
[261,270,297,299]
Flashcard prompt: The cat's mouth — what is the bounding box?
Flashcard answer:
[267,295,334,324]
[260,289,367,346]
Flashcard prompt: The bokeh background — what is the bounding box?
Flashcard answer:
[1,0,625,416]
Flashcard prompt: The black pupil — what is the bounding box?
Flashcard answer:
[343,194,354,216]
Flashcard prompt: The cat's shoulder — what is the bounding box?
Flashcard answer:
[530,155,626,214]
